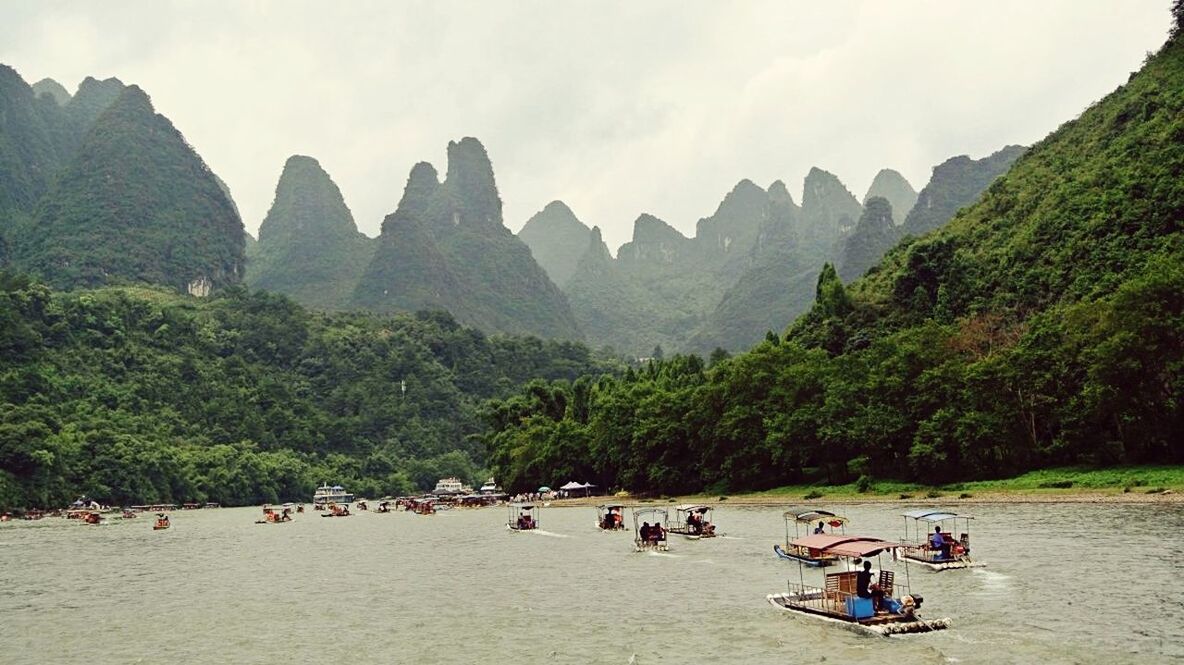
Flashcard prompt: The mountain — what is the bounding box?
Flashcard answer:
[63,76,126,139]
[246,155,374,309]
[902,145,1026,236]
[14,85,245,292]
[31,78,70,106]
[800,167,863,250]
[0,65,66,218]
[353,138,581,340]
[836,196,899,282]
[685,182,816,353]
[563,226,673,353]
[864,169,917,225]
[517,200,592,288]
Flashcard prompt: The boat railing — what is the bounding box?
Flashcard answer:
[784,577,913,618]
[784,581,848,616]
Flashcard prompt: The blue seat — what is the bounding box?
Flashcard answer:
[845,596,875,619]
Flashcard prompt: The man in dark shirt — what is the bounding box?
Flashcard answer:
[855,560,884,612]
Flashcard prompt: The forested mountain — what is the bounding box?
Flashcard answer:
[0,281,619,510]
[12,85,244,292]
[0,66,243,295]
[484,20,1184,493]
[246,155,375,309]
[517,201,592,288]
[864,169,917,225]
[902,145,1025,236]
[353,138,581,340]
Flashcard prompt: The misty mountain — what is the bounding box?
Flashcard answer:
[517,200,592,288]
[353,138,581,340]
[246,155,375,309]
[864,168,917,225]
[31,78,70,106]
[836,196,900,282]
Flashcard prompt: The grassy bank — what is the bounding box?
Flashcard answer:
[733,466,1184,501]
[551,466,1184,507]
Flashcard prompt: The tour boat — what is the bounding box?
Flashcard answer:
[774,507,849,566]
[433,477,473,496]
[595,503,627,531]
[632,507,669,552]
[766,534,951,636]
[666,504,718,539]
[507,502,539,531]
[312,483,355,507]
[153,514,170,530]
[900,509,985,570]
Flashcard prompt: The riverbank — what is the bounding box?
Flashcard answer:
[548,465,1184,507]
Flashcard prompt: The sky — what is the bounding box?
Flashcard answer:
[0,1,1172,252]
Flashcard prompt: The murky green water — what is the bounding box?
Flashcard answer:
[1,502,1181,664]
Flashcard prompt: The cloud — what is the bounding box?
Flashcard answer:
[0,0,1170,251]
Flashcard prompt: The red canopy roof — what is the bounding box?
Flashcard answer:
[790,534,899,558]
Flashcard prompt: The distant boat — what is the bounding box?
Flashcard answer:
[433,477,473,496]
[899,509,985,570]
[313,483,355,507]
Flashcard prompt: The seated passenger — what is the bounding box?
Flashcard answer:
[814,521,825,535]
[639,522,651,542]
[930,526,950,559]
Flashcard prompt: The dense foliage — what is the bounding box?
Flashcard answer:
[485,30,1184,494]
[0,281,619,509]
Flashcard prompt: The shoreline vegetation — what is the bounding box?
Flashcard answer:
[547,466,1184,507]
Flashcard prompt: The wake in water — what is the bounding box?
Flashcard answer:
[646,551,683,558]
[525,529,570,538]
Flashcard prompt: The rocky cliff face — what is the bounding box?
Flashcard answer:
[246,155,375,309]
[517,200,592,288]
[353,139,580,340]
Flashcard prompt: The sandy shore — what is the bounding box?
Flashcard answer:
[545,489,1182,508]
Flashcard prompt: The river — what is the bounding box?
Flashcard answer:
[1,502,1181,664]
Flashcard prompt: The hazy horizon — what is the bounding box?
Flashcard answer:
[0,1,1171,253]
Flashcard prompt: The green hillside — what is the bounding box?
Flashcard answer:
[0,280,619,510]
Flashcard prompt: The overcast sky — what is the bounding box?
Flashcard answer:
[0,1,1172,252]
